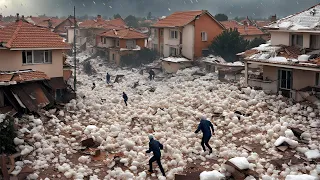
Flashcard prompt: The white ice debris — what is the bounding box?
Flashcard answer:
[285,174,317,180]
[200,170,225,180]
[229,157,250,170]
[305,149,320,160]
[78,156,91,164]
[274,136,298,148]
[14,138,24,145]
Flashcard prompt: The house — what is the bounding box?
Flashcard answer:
[67,15,126,48]
[52,16,76,38]
[221,20,269,41]
[150,10,225,60]
[96,28,148,65]
[0,19,73,104]
[240,3,320,102]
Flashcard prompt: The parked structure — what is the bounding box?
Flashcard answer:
[240,3,320,102]
[221,20,269,41]
[96,28,148,65]
[150,10,225,60]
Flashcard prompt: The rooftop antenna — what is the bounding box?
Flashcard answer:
[73,6,77,91]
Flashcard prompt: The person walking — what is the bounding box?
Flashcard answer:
[195,116,214,154]
[146,135,166,177]
[148,69,155,80]
[106,73,111,84]
[91,82,96,90]
[122,92,128,106]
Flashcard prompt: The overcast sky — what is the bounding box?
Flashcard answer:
[0,0,319,19]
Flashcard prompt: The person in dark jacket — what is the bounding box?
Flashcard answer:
[146,135,165,176]
[91,82,96,90]
[106,73,111,84]
[122,92,128,106]
[148,69,155,80]
[195,116,214,154]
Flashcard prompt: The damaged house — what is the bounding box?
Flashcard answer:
[240,3,320,102]
[0,18,73,115]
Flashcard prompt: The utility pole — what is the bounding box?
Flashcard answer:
[73,6,77,91]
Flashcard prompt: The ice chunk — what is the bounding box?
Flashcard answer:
[200,170,225,180]
[78,156,91,164]
[229,157,249,170]
[14,138,24,145]
[285,174,317,180]
[274,136,298,148]
[305,149,320,160]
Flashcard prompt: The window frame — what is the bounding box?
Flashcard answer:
[22,50,53,65]
[153,43,158,50]
[291,34,303,47]
[201,32,208,41]
[116,39,120,47]
[169,47,177,56]
[170,30,178,39]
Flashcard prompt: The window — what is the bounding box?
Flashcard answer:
[112,53,115,61]
[291,34,303,47]
[170,30,178,39]
[101,37,104,44]
[154,29,158,38]
[278,69,292,90]
[126,40,136,49]
[160,29,164,36]
[316,73,320,86]
[170,47,177,56]
[64,26,70,30]
[201,32,208,41]
[310,35,320,49]
[22,50,52,64]
[75,29,79,35]
[116,39,120,47]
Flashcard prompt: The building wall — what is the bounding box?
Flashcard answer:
[55,19,74,34]
[163,28,180,57]
[150,28,159,51]
[0,49,64,78]
[161,61,192,73]
[136,39,145,48]
[67,28,74,43]
[270,31,290,46]
[262,65,278,93]
[292,69,316,90]
[109,49,121,65]
[194,13,224,58]
[244,34,270,41]
[303,33,310,49]
[182,24,195,60]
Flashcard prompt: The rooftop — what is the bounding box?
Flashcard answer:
[162,57,191,63]
[221,20,266,36]
[36,18,64,28]
[240,42,320,68]
[100,28,147,39]
[265,3,320,31]
[0,20,70,49]
[0,70,49,85]
[152,10,223,28]
[79,18,126,30]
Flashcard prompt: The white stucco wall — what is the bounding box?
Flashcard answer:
[163,28,180,57]
[67,28,74,43]
[270,31,290,46]
[182,24,195,60]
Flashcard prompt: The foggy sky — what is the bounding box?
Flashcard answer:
[0,0,319,19]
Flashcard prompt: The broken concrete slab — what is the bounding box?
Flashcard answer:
[290,127,304,139]
[276,145,289,152]
[243,145,253,152]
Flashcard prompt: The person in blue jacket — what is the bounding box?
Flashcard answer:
[195,116,214,154]
[146,135,166,177]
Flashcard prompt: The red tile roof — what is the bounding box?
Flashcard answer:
[0,70,49,83]
[221,20,266,36]
[100,28,147,39]
[255,21,271,28]
[152,10,204,27]
[37,18,64,28]
[79,18,126,29]
[152,10,224,28]
[0,21,12,28]
[0,20,70,49]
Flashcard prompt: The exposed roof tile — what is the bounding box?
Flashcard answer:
[37,18,64,28]
[221,20,266,36]
[152,10,223,28]
[100,28,147,39]
[0,20,70,49]
[0,70,49,83]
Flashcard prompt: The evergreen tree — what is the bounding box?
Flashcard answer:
[113,14,122,19]
[124,15,139,28]
[209,28,249,62]
[0,115,17,154]
[147,12,152,20]
[214,14,228,21]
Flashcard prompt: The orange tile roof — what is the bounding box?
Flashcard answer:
[255,21,271,28]
[0,21,12,28]
[0,20,70,49]
[101,28,147,39]
[152,10,205,27]
[221,20,265,36]
[28,17,50,25]
[37,18,64,28]
[0,70,49,83]
[79,18,126,29]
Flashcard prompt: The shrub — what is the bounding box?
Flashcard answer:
[121,48,158,67]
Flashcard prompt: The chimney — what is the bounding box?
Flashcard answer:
[270,14,277,22]
[0,14,2,21]
[97,15,102,21]
[21,15,25,20]
[16,13,20,22]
